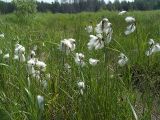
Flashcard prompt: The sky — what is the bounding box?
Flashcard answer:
[2,0,134,3]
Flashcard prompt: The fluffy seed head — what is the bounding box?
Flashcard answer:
[37,95,44,110]
[77,81,85,89]
[118,53,128,67]
[118,10,127,15]
[89,58,99,66]
[125,16,135,23]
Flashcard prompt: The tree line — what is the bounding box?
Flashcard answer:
[0,0,160,14]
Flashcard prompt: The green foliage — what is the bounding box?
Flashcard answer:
[0,11,160,119]
[0,109,11,120]
[12,0,37,20]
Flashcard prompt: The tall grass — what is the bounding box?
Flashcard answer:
[0,10,160,119]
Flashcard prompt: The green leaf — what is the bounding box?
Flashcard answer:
[0,109,11,120]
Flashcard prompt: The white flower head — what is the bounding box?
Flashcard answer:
[15,44,25,55]
[59,38,76,54]
[103,22,113,44]
[27,58,36,75]
[118,10,127,15]
[125,24,136,35]
[68,38,76,51]
[85,25,93,33]
[30,50,36,58]
[89,58,99,66]
[145,39,155,56]
[14,55,19,60]
[88,35,98,45]
[33,70,40,80]
[77,81,85,89]
[151,43,160,53]
[148,39,155,46]
[88,34,104,50]
[95,18,113,43]
[14,44,26,62]
[145,48,152,56]
[3,53,9,59]
[125,16,135,23]
[0,33,4,38]
[28,58,36,66]
[77,81,85,95]
[102,18,110,32]
[95,18,109,34]
[96,33,103,39]
[75,53,85,67]
[37,95,44,110]
[103,18,109,22]
[35,60,47,72]
[146,40,160,56]
[28,50,36,60]
[125,17,136,35]
[27,58,47,76]
[118,53,128,67]
[19,54,26,62]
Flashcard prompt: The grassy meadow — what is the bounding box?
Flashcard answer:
[0,10,160,120]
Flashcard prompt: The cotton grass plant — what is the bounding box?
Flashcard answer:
[0,10,159,120]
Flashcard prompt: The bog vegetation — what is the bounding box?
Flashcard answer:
[0,4,160,120]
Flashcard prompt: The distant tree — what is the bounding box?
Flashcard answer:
[51,2,60,13]
[37,2,51,12]
[12,0,37,23]
[106,1,113,11]
[13,0,37,16]
[0,0,160,14]
[121,1,130,11]
[113,0,121,10]
[154,1,160,9]
[0,1,14,14]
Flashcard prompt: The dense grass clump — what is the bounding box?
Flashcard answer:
[0,10,160,120]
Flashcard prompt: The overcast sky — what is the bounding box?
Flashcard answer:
[2,0,134,3]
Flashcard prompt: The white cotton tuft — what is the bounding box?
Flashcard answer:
[77,81,85,95]
[151,44,160,53]
[118,53,128,67]
[125,24,136,35]
[77,81,85,89]
[125,16,135,23]
[3,53,9,59]
[148,39,155,46]
[59,38,76,54]
[37,95,44,110]
[146,39,160,56]
[75,53,85,67]
[89,58,99,66]
[118,10,127,15]
[87,34,104,50]
[15,44,25,55]
[85,25,93,33]
[0,33,4,38]
[14,43,26,62]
